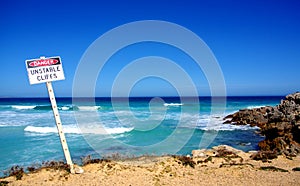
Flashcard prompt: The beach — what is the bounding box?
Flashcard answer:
[1,146,300,186]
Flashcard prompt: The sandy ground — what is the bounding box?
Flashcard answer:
[1,147,300,186]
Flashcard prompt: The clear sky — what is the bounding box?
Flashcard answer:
[1,0,300,97]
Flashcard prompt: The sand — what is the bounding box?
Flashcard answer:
[1,148,300,186]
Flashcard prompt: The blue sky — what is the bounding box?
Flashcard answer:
[1,0,300,97]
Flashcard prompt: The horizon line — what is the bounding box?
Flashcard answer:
[0,95,287,99]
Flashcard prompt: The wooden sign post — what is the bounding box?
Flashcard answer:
[46,81,75,174]
[25,56,76,174]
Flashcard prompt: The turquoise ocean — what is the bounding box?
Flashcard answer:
[0,96,283,175]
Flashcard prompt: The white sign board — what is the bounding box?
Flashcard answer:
[25,56,65,85]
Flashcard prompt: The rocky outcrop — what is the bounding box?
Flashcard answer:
[192,145,250,160]
[224,92,300,156]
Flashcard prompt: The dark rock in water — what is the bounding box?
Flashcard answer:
[224,92,300,156]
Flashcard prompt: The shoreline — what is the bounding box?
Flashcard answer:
[1,145,300,186]
[1,93,300,185]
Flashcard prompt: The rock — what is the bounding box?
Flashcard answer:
[191,150,206,158]
[286,92,300,104]
[192,145,251,165]
[192,145,249,160]
[223,92,300,156]
[250,151,278,162]
[74,166,84,174]
[212,145,243,155]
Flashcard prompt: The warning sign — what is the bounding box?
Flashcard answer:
[25,56,65,85]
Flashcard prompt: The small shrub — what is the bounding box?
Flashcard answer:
[7,166,24,180]
[27,166,36,172]
[197,156,213,164]
[42,161,69,171]
[292,167,300,171]
[206,156,213,162]
[259,166,288,172]
[0,181,9,186]
[173,155,195,168]
[251,151,278,162]
[81,155,111,166]
[216,149,239,159]
[103,153,123,160]
[220,163,254,168]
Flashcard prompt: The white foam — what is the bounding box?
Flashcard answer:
[201,124,260,131]
[24,125,133,134]
[192,114,260,131]
[163,103,183,107]
[24,126,59,133]
[12,105,35,110]
[78,106,101,111]
[246,105,265,109]
[60,106,70,110]
[105,127,134,134]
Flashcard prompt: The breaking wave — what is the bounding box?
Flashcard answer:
[196,114,260,131]
[11,105,102,111]
[11,105,36,110]
[24,125,133,134]
[246,105,266,109]
[163,103,183,107]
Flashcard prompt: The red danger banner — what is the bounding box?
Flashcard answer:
[25,56,65,85]
[27,58,60,68]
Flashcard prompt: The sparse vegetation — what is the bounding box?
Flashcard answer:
[5,166,24,180]
[197,156,213,164]
[0,151,299,185]
[219,163,254,168]
[42,161,70,171]
[2,160,70,180]
[81,155,111,166]
[172,155,195,168]
[292,167,300,171]
[0,181,9,186]
[251,151,278,162]
[259,166,288,172]
[215,149,240,159]
[27,166,36,173]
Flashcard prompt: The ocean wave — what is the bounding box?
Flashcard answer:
[77,106,102,111]
[194,114,260,131]
[61,106,71,110]
[199,124,260,131]
[24,125,133,134]
[11,105,102,111]
[24,125,79,134]
[161,112,259,131]
[12,105,68,111]
[163,103,183,107]
[246,105,266,109]
[12,105,36,110]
